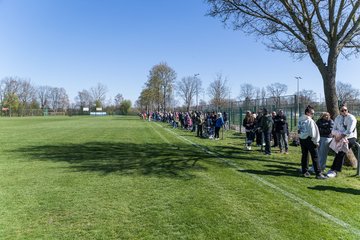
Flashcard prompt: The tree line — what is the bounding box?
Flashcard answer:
[136,62,232,112]
[136,62,360,113]
[0,77,132,116]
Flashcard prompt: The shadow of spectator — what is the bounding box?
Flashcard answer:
[308,185,360,195]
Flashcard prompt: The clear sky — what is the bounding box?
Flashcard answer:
[0,0,359,105]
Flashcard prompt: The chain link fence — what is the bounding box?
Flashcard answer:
[199,95,360,133]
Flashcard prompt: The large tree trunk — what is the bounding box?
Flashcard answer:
[314,51,357,167]
[345,150,358,168]
[322,71,339,118]
[321,51,339,118]
[321,63,357,167]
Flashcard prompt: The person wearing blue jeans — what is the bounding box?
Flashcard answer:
[313,112,333,172]
[214,112,224,140]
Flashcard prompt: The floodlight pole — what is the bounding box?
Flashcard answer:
[295,76,302,120]
[194,73,200,110]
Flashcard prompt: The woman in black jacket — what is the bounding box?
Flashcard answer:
[310,112,334,173]
[243,111,256,150]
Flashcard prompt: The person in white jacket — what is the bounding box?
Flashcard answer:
[327,105,358,178]
[298,105,327,179]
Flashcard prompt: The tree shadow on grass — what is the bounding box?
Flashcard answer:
[238,164,299,177]
[15,142,212,179]
[308,186,360,195]
[225,132,243,139]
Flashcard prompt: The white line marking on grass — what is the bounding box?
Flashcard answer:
[153,122,360,237]
[149,124,171,144]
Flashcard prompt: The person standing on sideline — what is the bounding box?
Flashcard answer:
[196,112,204,138]
[271,111,278,148]
[327,106,357,178]
[191,111,197,132]
[309,112,334,173]
[223,112,228,130]
[274,109,289,154]
[260,108,273,155]
[214,112,224,140]
[255,111,263,147]
[298,105,327,179]
[243,111,256,150]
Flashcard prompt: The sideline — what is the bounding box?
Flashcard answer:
[149,124,171,144]
[153,122,360,237]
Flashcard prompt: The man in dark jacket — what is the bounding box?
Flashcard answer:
[274,109,289,154]
[196,112,205,138]
[271,111,278,147]
[255,111,263,146]
[260,108,274,155]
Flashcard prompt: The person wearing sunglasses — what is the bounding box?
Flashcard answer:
[298,105,327,179]
[327,106,358,178]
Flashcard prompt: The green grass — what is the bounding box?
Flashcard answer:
[0,116,359,239]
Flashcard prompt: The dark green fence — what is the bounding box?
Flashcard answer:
[201,95,360,133]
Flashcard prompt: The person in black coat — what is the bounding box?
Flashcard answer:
[274,109,289,154]
[243,111,256,150]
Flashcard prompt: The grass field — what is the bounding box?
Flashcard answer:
[0,116,359,239]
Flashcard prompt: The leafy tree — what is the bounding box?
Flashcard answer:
[29,99,40,110]
[136,88,153,112]
[94,99,102,108]
[0,77,38,116]
[119,100,132,115]
[2,93,19,117]
[206,0,360,118]
[147,62,176,112]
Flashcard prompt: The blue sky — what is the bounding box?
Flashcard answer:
[0,0,359,105]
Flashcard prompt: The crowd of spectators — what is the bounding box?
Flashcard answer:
[140,111,227,140]
[140,105,358,179]
[242,108,289,155]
